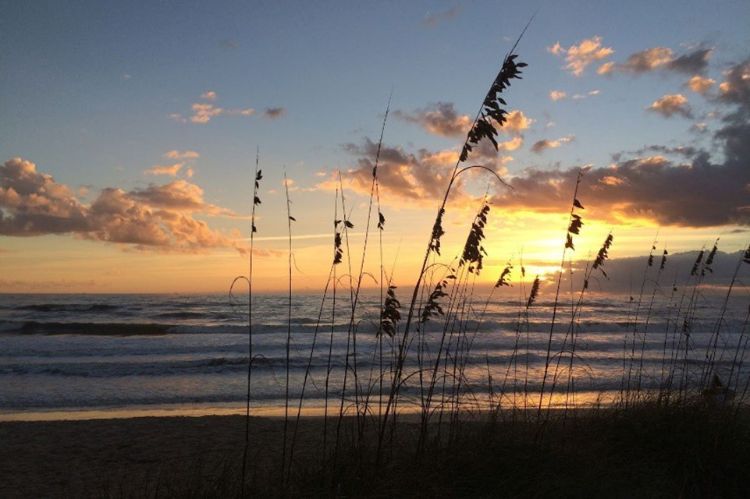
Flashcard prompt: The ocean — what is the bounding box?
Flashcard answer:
[1,290,747,420]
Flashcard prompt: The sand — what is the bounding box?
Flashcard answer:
[0,415,323,498]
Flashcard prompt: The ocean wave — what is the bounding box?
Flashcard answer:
[11,303,122,313]
[0,321,174,336]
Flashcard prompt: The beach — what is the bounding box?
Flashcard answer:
[0,415,316,498]
[3,407,750,498]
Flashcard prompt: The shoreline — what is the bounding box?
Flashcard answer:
[0,389,627,422]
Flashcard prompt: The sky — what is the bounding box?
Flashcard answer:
[1,0,749,293]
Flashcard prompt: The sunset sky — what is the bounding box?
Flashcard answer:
[1,0,749,293]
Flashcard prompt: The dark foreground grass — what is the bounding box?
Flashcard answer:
[1,402,748,498]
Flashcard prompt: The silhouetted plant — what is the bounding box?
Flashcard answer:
[240,149,261,489]
[281,171,295,487]
[537,171,584,417]
[527,277,540,307]
[377,37,528,464]
[459,201,490,274]
[380,285,401,338]
[421,279,449,324]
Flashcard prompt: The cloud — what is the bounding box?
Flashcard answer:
[171,92,256,124]
[616,144,698,160]
[164,150,200,160]
[687,75,715,94]
[129,180,211,211]
[190,103,225,124]
[570,89,601,100]
[620,47,674,72]
[187,102,255,123]
[549,90,567,101]
[325,60,750,229]
[145,162,184,176]
[318,138,509,207]
[498,136,523,151]
[600,47,712,76]
[504,110,533,134]
[530,135,575,154]
[647,94,692,118]
[491,72,750,227]
[668,48,712,74]
[547,42,563,56]
[396,102,531,138]
[490,153,748,227]
[145,150,200,177]
[597,61,615,75]
[395,102,472,138]
[548,36,614,76]
[0,158,245,253]
[263,107,286,119]
[549,90,601,101]
[717,59,750,105]
[423,6,460,27]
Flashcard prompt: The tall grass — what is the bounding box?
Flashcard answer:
[376,35,529,466]
[222,31,750,498]
[281,170,295,486]
[537,171,583,417]
[237,149,261,488]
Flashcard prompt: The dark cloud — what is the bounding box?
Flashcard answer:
[530,136,574,154]
[635,145,698,158]
[0,158,246,253]
[492,152,748,227]
[613,145,698,162]
[394,102,472,138]
[668,48,712,74]
[718,59,750,107]
[395,102,531,138]
[600,47,711,76]
[264,107,286,119]
[320,57,750,232]
[495,63,750,227]
[327,60,750,229]
[325,136,513,208]
[334,139,459,202]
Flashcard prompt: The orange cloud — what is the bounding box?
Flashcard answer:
[504,110,533,134]
[164,150,200,160]
[647,94,692,118]
[0,158,244,253]
[530,135,575,154]
[549,90,567,101]
[549,36,614,76]
[145,150,200,177]
[145,162,184,176]
[171,92,257,124]
[687,75,715,94]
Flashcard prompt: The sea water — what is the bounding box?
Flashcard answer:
[0,291,747,420]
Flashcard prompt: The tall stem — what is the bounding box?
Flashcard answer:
[241,148,260,489]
